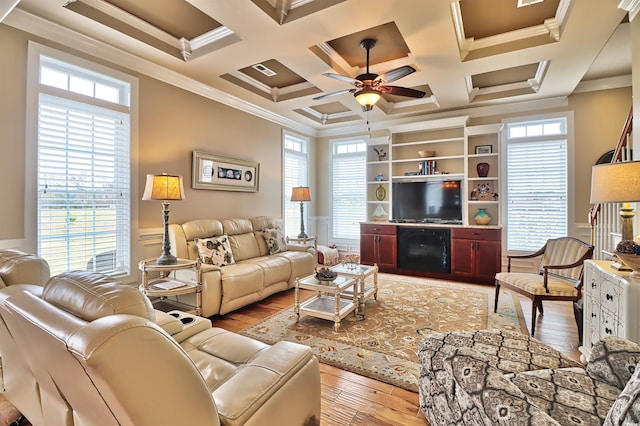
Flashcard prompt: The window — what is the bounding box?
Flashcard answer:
[504,116,568,251]
[30,45,136,276]
[283,131,309,238]
[331,139,367,240]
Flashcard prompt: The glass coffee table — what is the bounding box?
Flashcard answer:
[294,274,358,332]
[330,263,379,312]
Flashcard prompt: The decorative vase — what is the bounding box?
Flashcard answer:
[476,162,490,178]
[474,208,491,225]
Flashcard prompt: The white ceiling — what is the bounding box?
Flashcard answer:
[2,0,633,135]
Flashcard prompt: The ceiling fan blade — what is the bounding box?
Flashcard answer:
[312,89,354,100]
[375,65,416,84]
[379,85,426,98]
[322,72,360,85]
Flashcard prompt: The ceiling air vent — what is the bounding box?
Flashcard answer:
[252,63,277,77]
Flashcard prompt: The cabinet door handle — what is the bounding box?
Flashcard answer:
[373,228,381,231]
[591,282,597,289]
[605,327,613,335]
[471,232,480,236]
[591,313,597,318]
[606,294,613,301]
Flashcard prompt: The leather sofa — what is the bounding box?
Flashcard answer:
[0,270,321,425]
[169,216,315,317]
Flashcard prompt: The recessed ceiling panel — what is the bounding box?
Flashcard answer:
[239,59,306,88]
[250,0,345,25]
[327,22,409,68]
[64,0,240,61]
[472,64,539,88]
[460,0,559,39]
[106,0,221,39]
[222,59,319,102]
[452,0,567,61]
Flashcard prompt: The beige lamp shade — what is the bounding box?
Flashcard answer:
[142,174,186,201]
[590,161,640,203]
[291,186,311,202]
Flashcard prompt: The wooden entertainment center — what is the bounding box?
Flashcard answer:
[362,115,504,284]
[360,223,501,284]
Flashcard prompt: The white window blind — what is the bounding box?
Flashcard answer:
[506,118,568,251]
[331,141,366,240]
[36,54,132,276]
[283,132,309,238]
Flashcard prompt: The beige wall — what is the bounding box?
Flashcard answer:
[137,77,287,228]
[0,24,315,245]
[0,25,29,240]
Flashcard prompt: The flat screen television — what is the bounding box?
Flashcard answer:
[392,180,462,223]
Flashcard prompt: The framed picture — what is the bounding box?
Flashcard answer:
[475,145,493,154]
[192,151,259,192]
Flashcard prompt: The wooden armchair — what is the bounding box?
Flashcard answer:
[494,237,594,337]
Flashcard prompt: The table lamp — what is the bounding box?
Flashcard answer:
[590,160,640,242]
[291,186,311,238]
[142,173,186,265]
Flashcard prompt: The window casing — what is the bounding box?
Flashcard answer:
[30,45,136,277]
[283,131,309,238]
[504,116,569,251]
[331,139,367,241]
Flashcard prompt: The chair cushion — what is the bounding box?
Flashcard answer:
[496,272,579,296]
[603,360,640,425]
[540,238,590,281]
[586,337,640,389]
[509,367,620,425]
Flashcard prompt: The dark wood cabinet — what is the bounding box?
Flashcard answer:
[360,224,397,271]
[451,228,502,284]
[360,223,501,283]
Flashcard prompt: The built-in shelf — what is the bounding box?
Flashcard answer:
[365,117,503,226]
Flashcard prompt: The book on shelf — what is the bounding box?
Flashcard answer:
[152,279,188,290]
[418,160,437,175]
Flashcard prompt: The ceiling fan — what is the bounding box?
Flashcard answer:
[313,38,426,111]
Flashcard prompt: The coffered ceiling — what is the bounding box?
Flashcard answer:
[3,0,633,135]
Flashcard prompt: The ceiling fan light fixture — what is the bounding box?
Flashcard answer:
[355,89,381,111]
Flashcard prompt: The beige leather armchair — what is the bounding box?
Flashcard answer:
[0,270,321,425]
[0,249,50,425]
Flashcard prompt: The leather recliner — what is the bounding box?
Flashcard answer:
[0,270,321,425]
[0,249,51,425]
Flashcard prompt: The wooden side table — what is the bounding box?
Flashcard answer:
[294,274,358,332]
[139,258,202,316]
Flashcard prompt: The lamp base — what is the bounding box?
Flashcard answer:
[156,253,177,265]
[297,231,309,239]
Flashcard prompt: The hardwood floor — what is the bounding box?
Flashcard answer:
[214,282,583,426]
[0,281,582,426]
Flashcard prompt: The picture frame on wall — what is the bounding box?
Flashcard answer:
[475,145,493,154]
[192,150,259,192]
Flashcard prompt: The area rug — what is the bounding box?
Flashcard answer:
[239,273,527,392]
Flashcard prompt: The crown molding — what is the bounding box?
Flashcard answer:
[619,0,640,21]
[0,0,19,22]
[4,8,318,136]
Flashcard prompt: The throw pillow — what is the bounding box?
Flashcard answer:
[263,227,287,255]
[194,234,235,266]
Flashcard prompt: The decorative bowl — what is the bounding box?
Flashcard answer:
[418,150,436,158]
[315,268,338,282]
[615,252,640,278]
